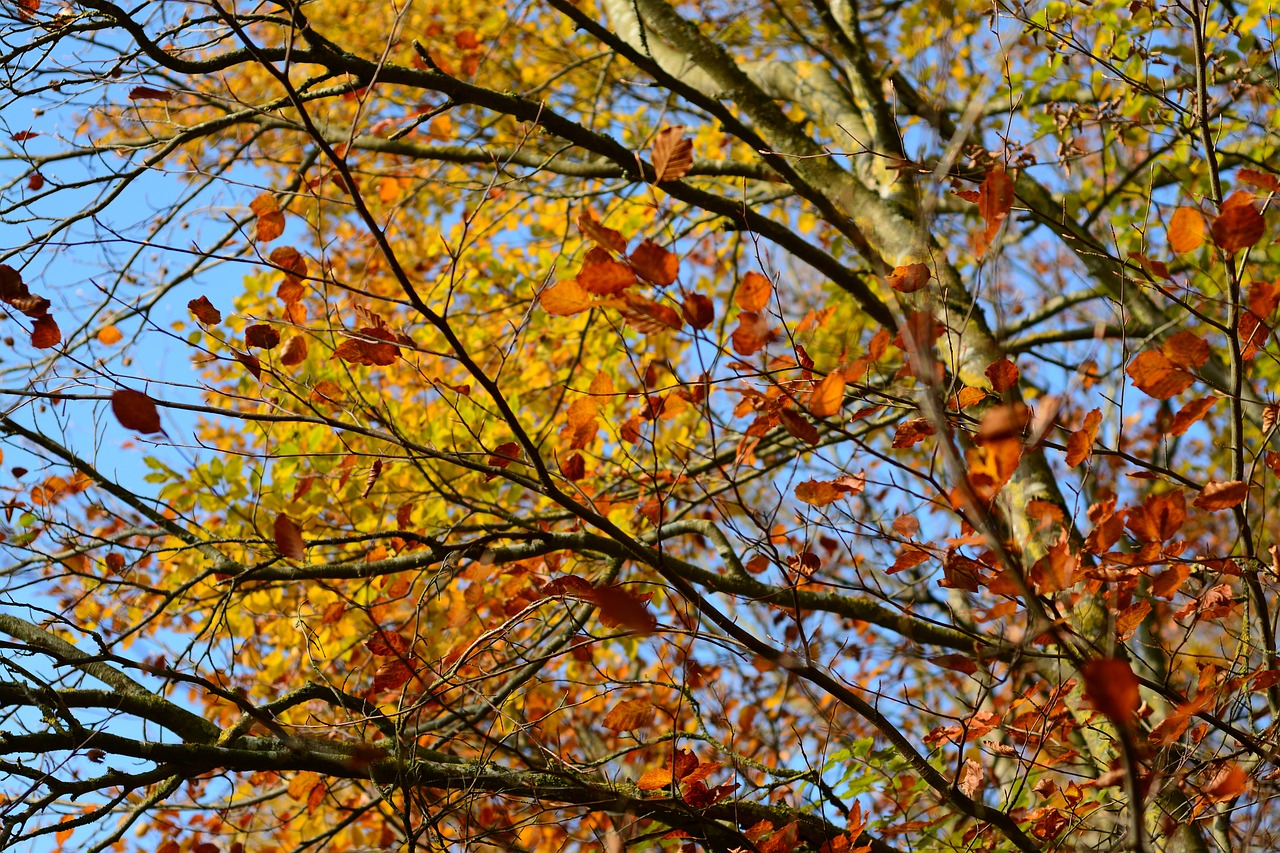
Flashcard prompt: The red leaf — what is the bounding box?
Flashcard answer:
[651,126,693,183]
[617,294,682,334]
[365,630,412,657]
[188,296,221,325]
[111,389,162,434]
[30,313,59,349]
[1082,658,1140,725]
[245,323,280,350]
[273,513,306,560]
[485,441,521,480]
[778,409,820,445]
[892,417,935,448]
[681,291,714,329]
[591,585,656,634]
[559,451,586,481]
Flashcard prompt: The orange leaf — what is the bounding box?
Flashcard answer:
[1203,763,1249,803]
[1193,480,1249,511]
[778,409,820,445]
[1082,658,1139,725]
[273,513,306,560]
[629,240,679,286]
[97,325,123,345]
[736,272,772,312]
[985,357,1019,392]
[794,479,844,507]
[279,334,308,366]
[250,193,285,243]
[617,294,682,333]
[1211,197,1265,252]
[681,291,714,329]
[887,262,931,293]
[1066,408,1102,468]
[591,585,656,633]
[892,417,935,448]
[1239,169,1280,192]
[651,126,693,183]
[731,312,772,355]
[541,279,594,315]
[809,371,846,417]
[602,698,655,732]
[577,249,636,295]
[111,389,162,434]
[1168,396,1216,436]
[1126,350,1194,399]
[577,208,627,254]
[1168,206,1206,253]
[976,166,1014,257]
[1162,331,1210,369]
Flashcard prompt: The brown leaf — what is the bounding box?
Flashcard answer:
[629,240,679,286]
[985,357,1019,392]
[1239,169,1280,193]
[651,126,693,183]
[30,313,59,349]
[1082,658,1139,725]
[249,193,285,243]
[1066,408,1102,468]
[111,389,162,434]
[736,272,772,312]
[235,350,262,381]
[577,208,627,254]
[245,323,280,350]
[778,409,820,445]
[485,442,521,479]
[559,451,586,481]
[1168,206,1206,253]
[892,417,935,448]
[27,172,44,191]
[188,296,221,325]
[602,698,655,733]
[273,513,306,560]
[681,291,714,329]
[617,294,682,333]
[591,585,656,634]
[128,86,173,101]
[279,334,308,366]
[270,246,307,298]
[1126,350,1194,399]
[887,263,931,293]
[1211,196,1265,252]
[957,758,984,798]
[578,248,636,295]
[1193,480,1249,511]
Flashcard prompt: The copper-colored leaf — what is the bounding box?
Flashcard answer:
[128,86,173,101]
[651,126,693,183]
[591,585,656,633]
[602,698,655,733]
[985,357,1019,392]
[273,513,305,560]
[1193,480,1249,511]
[887,262,931,293]
[486,442,521,477]
[809,371,846,417]
[1239,169,1280,192]
[1162,331,1210,369]
[365,630,412,657]
[577,208,627,254]
[1203,763,1249,803]
[30,313,60,349]
[736,272,772,312]
[794,479,844,507]
[249,193,285,243]
[1168,206,1206,253]
[279,334,308,366]
[1169,396,1216,436]
[1081,658,1140,725]
[731,312,772,355]
[27,172,44,191]
[618,294,682,333]
[245,323,280,350]
[235,350,262,380]
[578,248,636,295]
[188,296,221,325]
[111,389,163,434]
[976,166,1015,257]
[1126,350,1194,399]
[1211,197,1265,252]
[778,409,820,445]
[1066,408,1102,468]
[97,325,123,346]
[629,240,679,286]
[270,246,307,299]
[559,451,586,481]
[681,291,714,329]
[892,417,935,448]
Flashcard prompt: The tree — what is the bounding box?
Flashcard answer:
[2,0,1279,849]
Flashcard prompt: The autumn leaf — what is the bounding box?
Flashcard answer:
[1126,350,1195,399]
[188,296,221,325]
[736,271,772,312]
[602,698,654,732]
[681,291,714,329]
[650,126,693,183]
[578,248,636,295]
[30,313,60,349]
[273,513,305,560]
[976,165,1014,257]
[541,279,594,315]
[1066,408,1102,468]
[1168,206,1206,253]
[1081,658,1140,726]
[249,193,285,243]
[985,357,1019,392]
[731,312,772,355]
[629,240,678,286]
[778,409,819,445]
[128,86,173,101]
[617,294,682,333]
[1162,331,1210,369]
[1193,480,1249,511]
[591,585,656,633]
[245,323,280,350]
[892,417,935,448]
[279,334,308,366]
[577,208,627,254]
[808,371,846,417]
[97,325,123,345]
[1239,170,1280,193]
[111,389,163,434]
[1211,195,1265,252]
[1168,396,1216,436]
[887,263,930,293]
[1203,763,1249,803]
[794,479,844,507]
